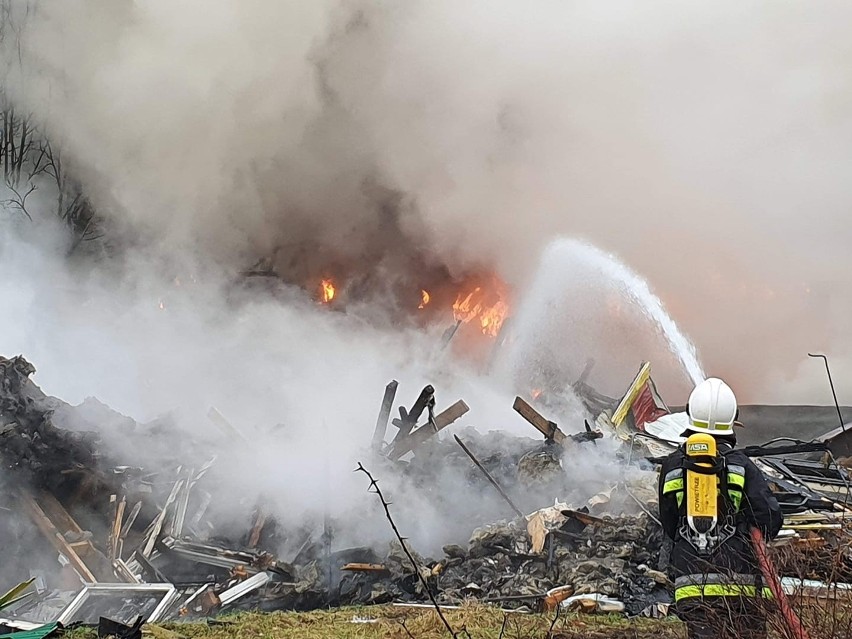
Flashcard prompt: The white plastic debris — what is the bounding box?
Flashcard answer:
[644,412,689,444]
[559,592,625,613]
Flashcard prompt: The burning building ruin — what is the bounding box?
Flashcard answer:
[1,352,850,630]
[2,2,852,636]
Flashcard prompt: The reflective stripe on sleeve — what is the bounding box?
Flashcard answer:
[663,478,684,494]
[664,468,683,482]
[675,584,773,601]
[675,574,759,588]
[727,472,746,489]
[727,464,746,477]
[728,488,743,511]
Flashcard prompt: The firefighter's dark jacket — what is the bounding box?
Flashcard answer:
[658,439,783,579]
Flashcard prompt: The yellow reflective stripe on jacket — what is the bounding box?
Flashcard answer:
[662,468,684,498]
[726,465,745,511]
[728,472,746,489]
[663,478,684,494]
[675,584,773,601]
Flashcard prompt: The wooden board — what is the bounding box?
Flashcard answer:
[371,380,398,451]
[388,400,470,460]
[512,396,566,445]
[341,563,388,572]
[18,490,99,583]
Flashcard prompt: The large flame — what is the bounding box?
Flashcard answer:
[320,279,336,303]
[452,282,510,337]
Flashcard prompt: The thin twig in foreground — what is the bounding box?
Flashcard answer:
[498,613,509,639]
[356,462,459,638]
[546,598,560,639]
[399,618,416,639]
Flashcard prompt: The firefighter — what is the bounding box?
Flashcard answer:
[658,377,783,639]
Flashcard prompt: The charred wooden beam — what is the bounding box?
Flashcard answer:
[387,400,469,460]
[577,358,595,385]
[561,508,612,527]
[389,385,435,447]
[371,380,399,451]
[440,320,463,349]
[513,396,567,445]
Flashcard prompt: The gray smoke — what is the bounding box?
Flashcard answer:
[1,0,851,559]
[3,0,850,403]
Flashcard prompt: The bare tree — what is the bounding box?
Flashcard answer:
[0,0,103,251]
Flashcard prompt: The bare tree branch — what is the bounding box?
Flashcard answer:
[3,182,36,220]
[545,598,560,639]
[355,462,460,638]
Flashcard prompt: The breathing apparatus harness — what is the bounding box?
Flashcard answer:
[677,432,739,555]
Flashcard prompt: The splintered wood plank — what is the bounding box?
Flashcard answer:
[512,396,566,445]
[142,479,184,558]
[388,400,469,460]
[341,563,389,572]
[109,495,126,561]
[18,490,98,583]
[247,508,267,549]
[36,491,86,535]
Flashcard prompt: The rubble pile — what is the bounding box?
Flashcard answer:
[438,513,666,613]
[327,512,666,615]
[1,354,851,630]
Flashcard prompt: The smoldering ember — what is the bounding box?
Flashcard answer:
[1,349,851,633]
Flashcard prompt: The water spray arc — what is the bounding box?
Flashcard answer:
[558,239,704,385]
[505,237,705,391]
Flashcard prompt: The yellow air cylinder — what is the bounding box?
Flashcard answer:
[685,432,718,536]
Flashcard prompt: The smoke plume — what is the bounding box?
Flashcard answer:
[1,0,851,558]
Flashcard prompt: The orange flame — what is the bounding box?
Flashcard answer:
[418,289,431,309]
[531,388,543,400]
[452,285,509,337]
[320,279,336,303]
[480,300,509,336]
[453,287,483,323]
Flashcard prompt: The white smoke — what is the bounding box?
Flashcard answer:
[1,0,851,558]
[3,0,849,403]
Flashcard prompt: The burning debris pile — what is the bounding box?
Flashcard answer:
[1,355,851,631]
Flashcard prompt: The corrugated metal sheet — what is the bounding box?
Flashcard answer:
[0,622,60,639]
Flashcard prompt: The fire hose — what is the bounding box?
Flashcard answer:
[750,526,811,639]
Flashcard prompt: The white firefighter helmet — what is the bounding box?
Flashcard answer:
[686,378,737,436]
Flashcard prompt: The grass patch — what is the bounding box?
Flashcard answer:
[61,605,684,639]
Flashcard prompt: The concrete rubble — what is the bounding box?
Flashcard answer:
[1,354,850,629]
